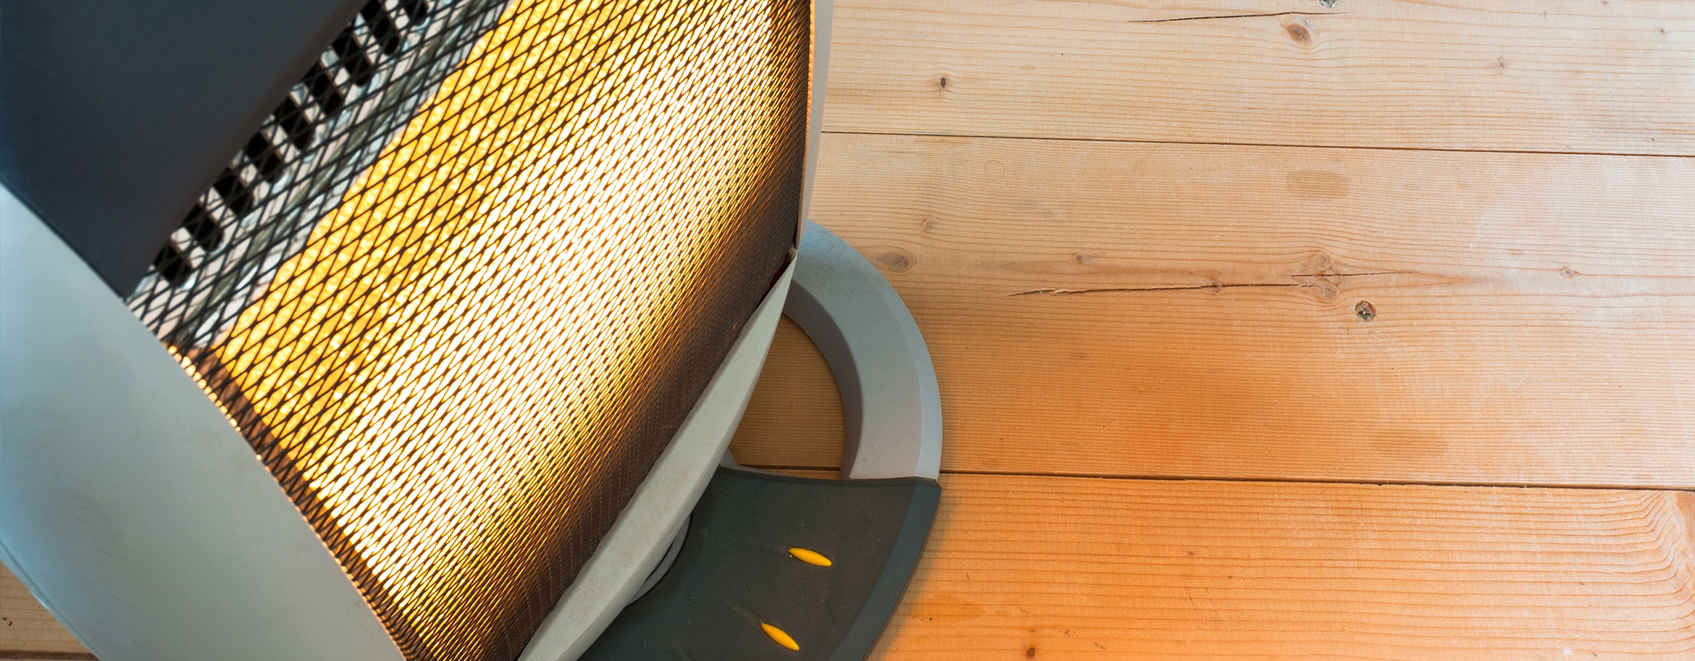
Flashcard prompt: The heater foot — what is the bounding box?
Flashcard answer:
[783,221,942,481]
[580,466,938,661]
[579,221,942,660]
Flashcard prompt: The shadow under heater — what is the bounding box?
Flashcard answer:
[143,1,811,660]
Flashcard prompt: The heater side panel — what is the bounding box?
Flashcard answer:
[0,188,403,661]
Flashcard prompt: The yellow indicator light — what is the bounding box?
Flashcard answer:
[761,622,800,651]
[787,547,831,567]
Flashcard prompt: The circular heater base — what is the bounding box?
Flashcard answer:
[782,221,944,481]
[577,222,943,661]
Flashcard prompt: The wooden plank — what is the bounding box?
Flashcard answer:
[19,475,1684,660]
[824,0,1695,155]
[872,474,1695,660]
[0,567,90,659]
[730,132,1695,487]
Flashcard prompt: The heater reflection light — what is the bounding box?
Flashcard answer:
[182,1,809,659]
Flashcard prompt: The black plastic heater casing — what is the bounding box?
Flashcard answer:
[0,0,365,294]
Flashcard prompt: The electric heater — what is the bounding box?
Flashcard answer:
[0,1,940,660]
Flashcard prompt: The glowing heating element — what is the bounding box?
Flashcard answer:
[146,1,811,660]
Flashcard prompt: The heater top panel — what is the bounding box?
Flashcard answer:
[0,0,367,292]
[111,1,813,660]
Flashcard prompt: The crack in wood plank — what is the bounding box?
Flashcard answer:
[1125,11,1342,25]
[1005,272,1402,297]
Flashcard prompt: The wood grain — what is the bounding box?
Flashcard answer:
[729,132,1695,487]
[11,1,1695,656]
[824,0,1695,154]
[872,474,1695,660]
[10,476,1689,660]
[0,568,90,659]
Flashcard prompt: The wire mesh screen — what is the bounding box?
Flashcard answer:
[122,1,811,659]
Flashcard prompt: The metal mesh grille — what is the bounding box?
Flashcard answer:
[123,1,811,660]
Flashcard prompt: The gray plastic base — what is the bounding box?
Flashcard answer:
[581,222,944,660]
[786,221,942,480]
[582,467,939,661]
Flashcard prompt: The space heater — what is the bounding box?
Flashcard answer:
[0,1,941,660]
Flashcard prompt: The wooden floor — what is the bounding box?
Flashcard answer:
[5,1,1692,659]
[748,0,1695,657]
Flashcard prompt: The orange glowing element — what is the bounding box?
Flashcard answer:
[205,1,808,659]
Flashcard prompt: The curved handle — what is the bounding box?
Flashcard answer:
[784,221,942,480]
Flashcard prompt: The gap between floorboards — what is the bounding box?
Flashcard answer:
[739,464,1695,492]
[822,129,1695,160]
